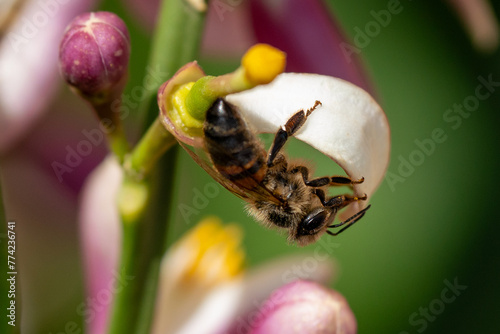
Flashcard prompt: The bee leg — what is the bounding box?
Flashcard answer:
[326,205,371,236]
[329,176,365,186]
[313,189,367,210]
[267,100,322,167]
[292,166,364,188]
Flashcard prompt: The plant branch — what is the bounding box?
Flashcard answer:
[106,0,206,333]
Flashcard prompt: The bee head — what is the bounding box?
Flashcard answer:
[294,207,335,246]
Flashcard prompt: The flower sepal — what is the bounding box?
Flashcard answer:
[158,61,207,147]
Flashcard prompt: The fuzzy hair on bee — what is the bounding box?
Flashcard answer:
[246,157,328,245]
[183,97,371,246]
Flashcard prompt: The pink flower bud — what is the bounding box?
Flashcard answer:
[250,280,357,334]
[59,12,130,103]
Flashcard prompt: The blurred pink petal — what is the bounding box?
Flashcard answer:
[79,156,122,334]
[201,0,256,59]
[0,81,111,328]
[250,0,372,93]
[446,0,499,52]
[22,90,108,193]
[0,0,97,153]
[249,280,357,334]
[215,255,335,334]
[123,0,160,32]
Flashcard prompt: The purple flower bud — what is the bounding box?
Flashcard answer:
[59,12,130,103]
[250,280,357,334]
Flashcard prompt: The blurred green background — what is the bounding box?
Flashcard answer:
[3,0,500,333]
[173,1,500,333]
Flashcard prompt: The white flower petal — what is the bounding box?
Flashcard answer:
[173,281,243,334]
[226,73,390,218]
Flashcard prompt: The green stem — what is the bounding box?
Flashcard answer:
[106,221,142,334]
[108,124,130,164]
[133,148,179,333]
[93,101,130,164]
[106,0,206,333]
[108,148,179,334]
[127,119,176,179]
[138,0,206,129]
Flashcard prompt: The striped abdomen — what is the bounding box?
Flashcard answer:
[203,98,267,189]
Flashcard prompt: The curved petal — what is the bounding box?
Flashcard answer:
[250,280,356,334]
[79,156,122,334]
[225,73,390,218]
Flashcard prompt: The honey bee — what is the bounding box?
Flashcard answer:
[182,98,370,246]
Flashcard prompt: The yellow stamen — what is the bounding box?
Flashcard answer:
[173,217,245,286]
[242,43,286,85]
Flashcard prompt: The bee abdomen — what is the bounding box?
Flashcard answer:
[204,98,267,184]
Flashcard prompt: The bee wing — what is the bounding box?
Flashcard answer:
[179,142,253,201]
[179,142,282,205]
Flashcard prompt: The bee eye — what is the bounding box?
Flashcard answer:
[299,210,328,235]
